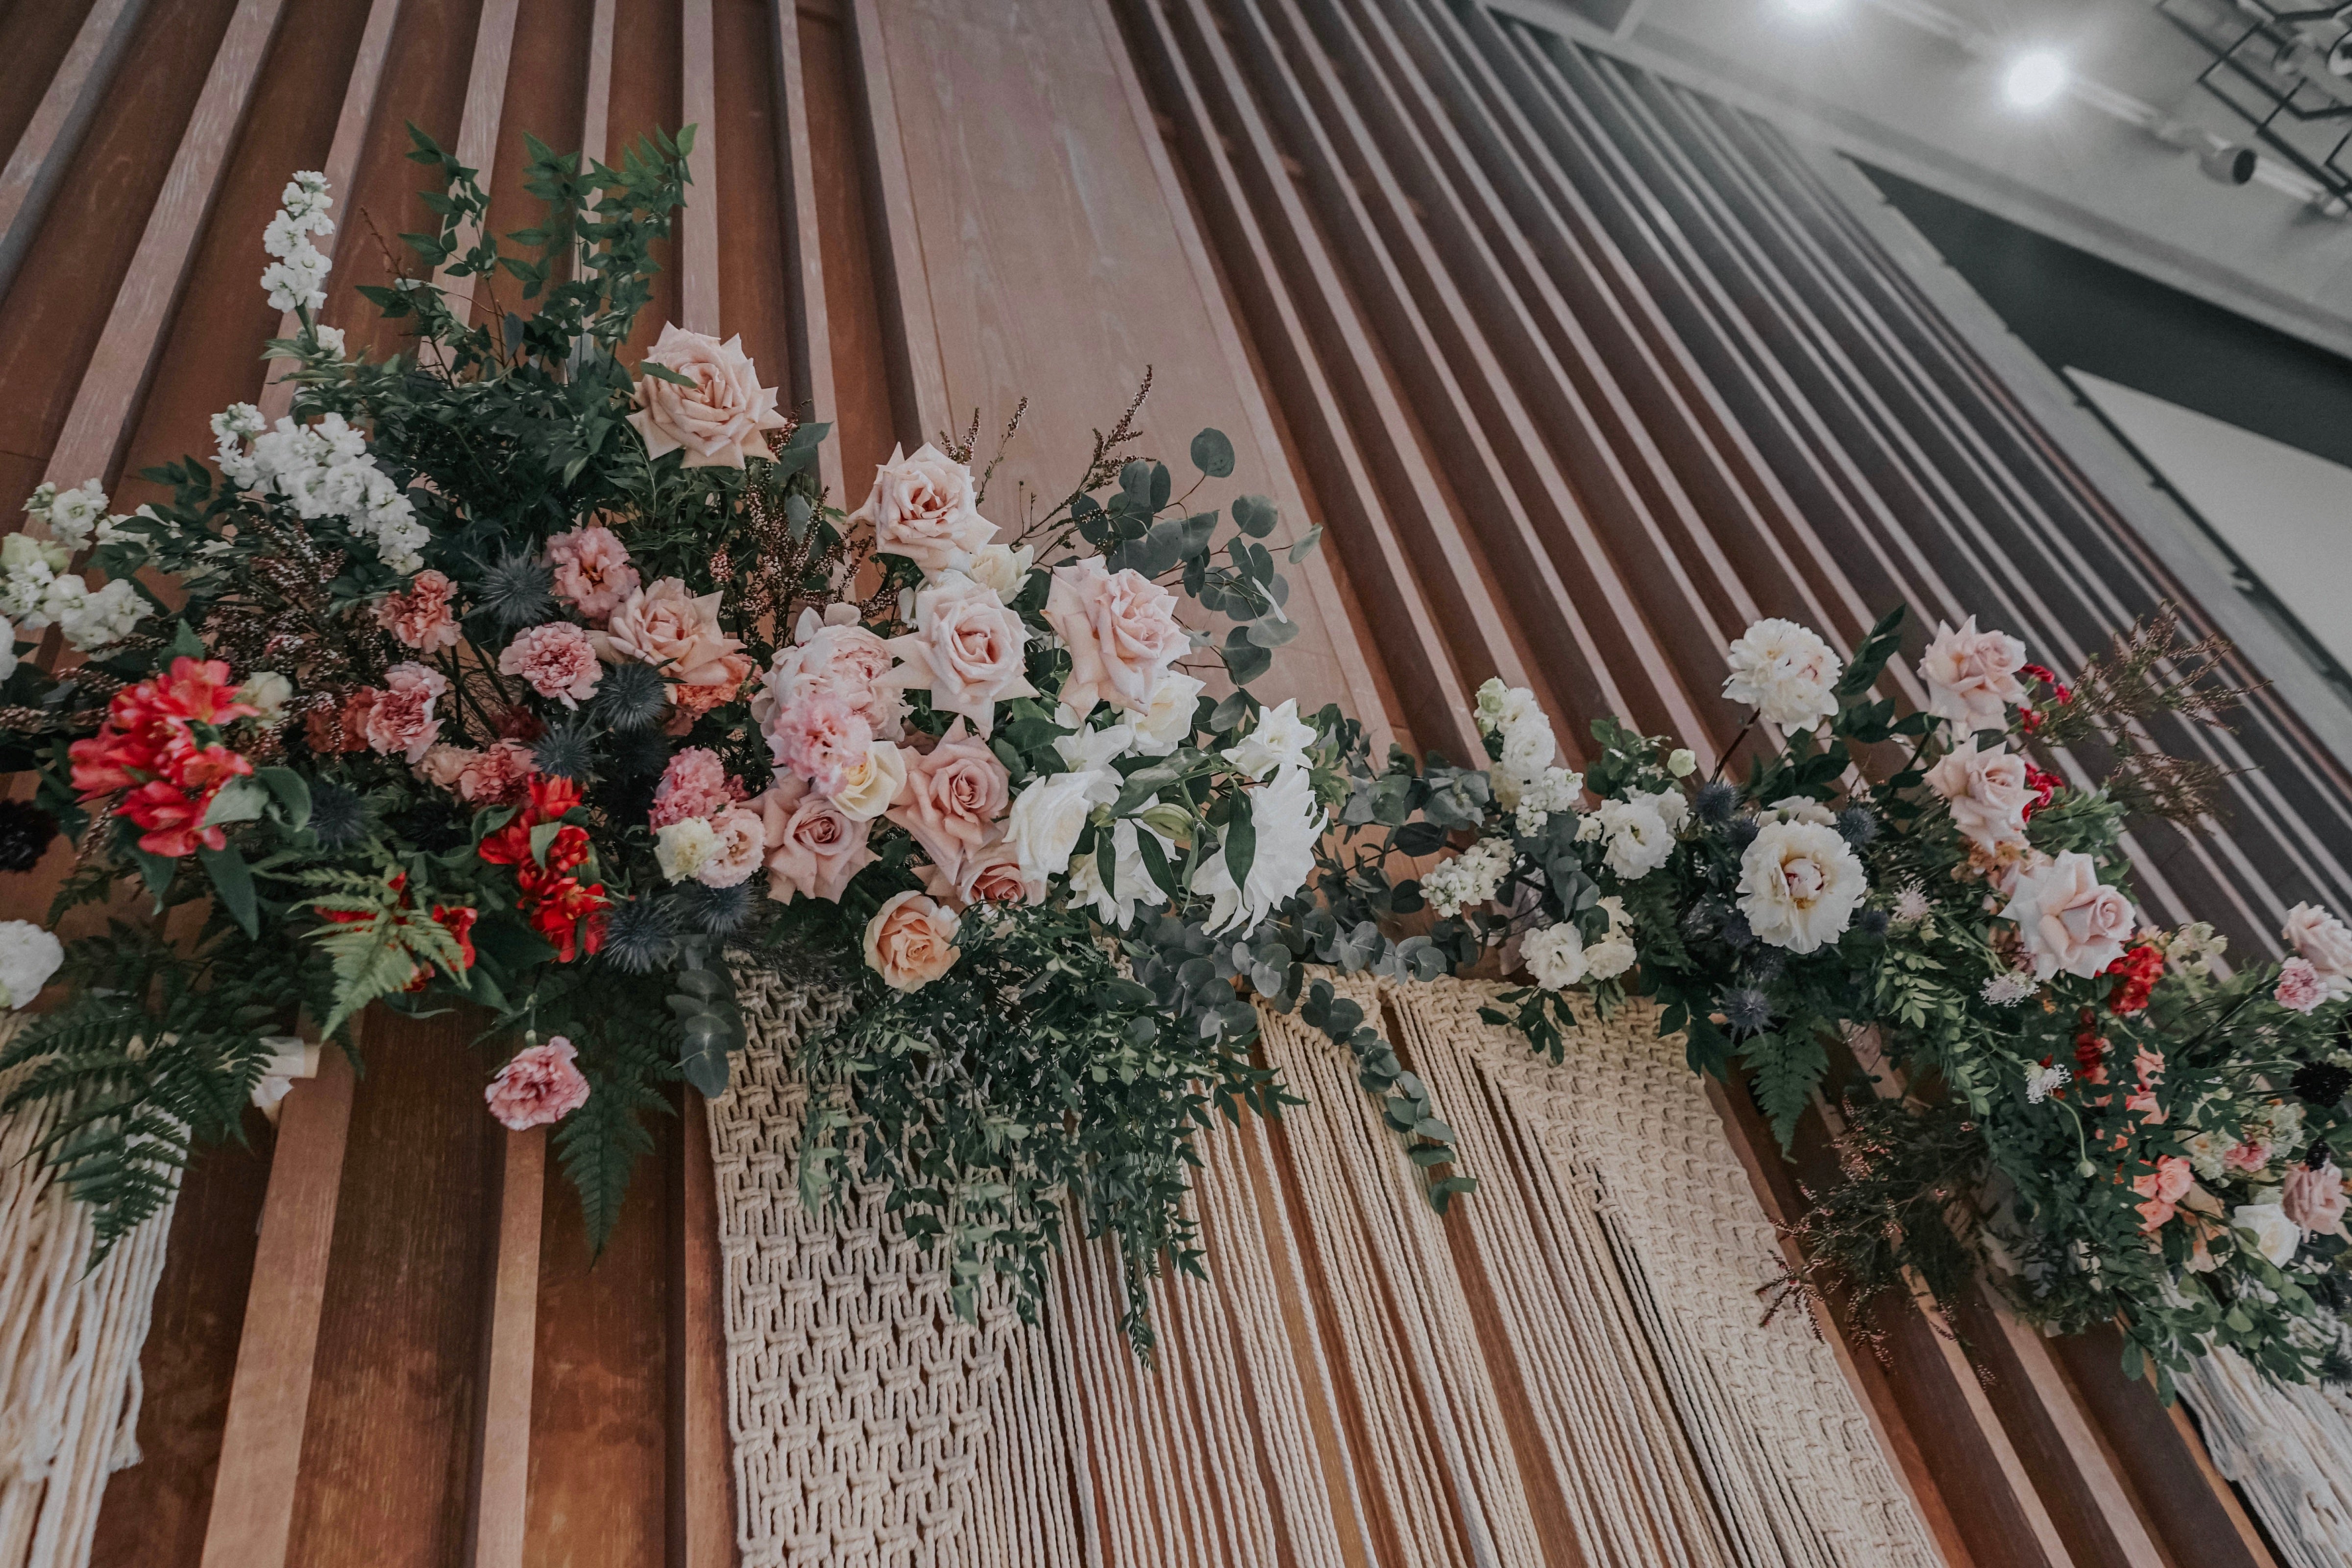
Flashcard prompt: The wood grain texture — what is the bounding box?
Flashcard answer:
[0,0,140,302]
[766,0,844,499]
[430,0,519,320]
[465,1128,545,1568]
[668,1090,733,1568]
[678,0,719,334]
[796,2,895,496]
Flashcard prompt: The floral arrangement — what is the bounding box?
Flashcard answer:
[1393,606,2352,1392]
[0,132,1474,1356]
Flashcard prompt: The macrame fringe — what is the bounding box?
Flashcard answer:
[2180,1347,2352,1566]
[0,1017,178,1568]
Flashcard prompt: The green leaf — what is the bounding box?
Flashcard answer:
[256,767,312,831]
[1231,494,1278,538]
[197,844,261,938]
[1190,427,1234,478]
[1134,828,1178,900]
[126,844,176,902]
[1223,803,1255,895]
[200,775,270,829]
[1221,627,1272,686]
[1288,525,1323,563]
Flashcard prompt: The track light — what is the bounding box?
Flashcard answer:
[2198,143,2258,184]
[2004,50,2068,109]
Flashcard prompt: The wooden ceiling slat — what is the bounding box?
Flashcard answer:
[769,0,845,501]
[0,0,143,304]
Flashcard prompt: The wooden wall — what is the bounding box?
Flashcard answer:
[0,0,2335,1562]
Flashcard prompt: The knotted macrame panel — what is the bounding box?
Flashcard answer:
[709,974,1938,1568]
[2180,1347,2352,1567]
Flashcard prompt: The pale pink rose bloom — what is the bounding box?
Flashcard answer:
[591,577,745,693]
[885,718,1010,885]
[662,651,753,736]
[626,325,787,468]
[2132,1153,2193,1230]
[754,779,876,903]
[375,570,461,653]
[753,622,906,746]
[649,746,738,829]
[363,662,447,763]
[1925,735,2031,851]
[2281,902,2352,996]
[2284,1161,2349,1237]
[416,743,475,792]
[1917,616,2028,732]
[485,1036,591,1130]
[458,739,536,806]
[546,523,640,623]
[770,695,871,796]
[862,890,963,992]
[955,835,1046,908]
[2275,956,2326,1014]
[498,621,603,708]
[2000,850,2134,980]
[697,805,767,889]
[877,574,1036,735]
[1043,558,1190,719]
[851,443,996,575]
[2224,1141,2272,1175]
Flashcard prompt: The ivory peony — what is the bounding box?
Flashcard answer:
[877,573,1035,735]
[1044,558,1190,718]
[485,1037,591,1130]
[1737,820,1867,954]
[1924,735,2031,851]
[2001,851,2134,980]
[863,891,962,992]
[853,443,996,575]
[627,325,787,468]
[0,920,64,1009]
[1917,616,2027,732]
[1721,618,1842,733]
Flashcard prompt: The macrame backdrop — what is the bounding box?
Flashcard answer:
[708,974,1941,1568]
[2180,1347,2352,1567]
[0,1017,178,1568]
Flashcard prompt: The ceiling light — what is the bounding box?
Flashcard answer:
[2003,50,2069,109]
[2199,143,2259,185]
[1780,0,1840,16]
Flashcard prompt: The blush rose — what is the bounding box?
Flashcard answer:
[627,325,788,468]
[852,443,996,575]
[862,890,962,992]
[1043,558,1190,719]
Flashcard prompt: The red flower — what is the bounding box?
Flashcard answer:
[2104,943,2166,1017]
[69,659,260,858]
[474,775,604,963]
[432,904,479,970]
[2022,765,2064,823]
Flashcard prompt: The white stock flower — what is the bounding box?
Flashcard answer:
[1596,791,1682,881]
[45,480,107,547]
[1522,922,1588,990]
[1128,670,1204,758]
[655,817,720,882]
[1421,837,1514,919]
[2233,1202,2300,1267]
[1721,617,1842,733]
[216,409,422,573]
[1224,698,1318,780]
[1065,818,1175,930]
[50,576,146,651]
[1006,771,1102,884]
[1737,820,1867,954]
[0,921,64,1010]
[1511,766,1584,834]
[1192,765,1325,934]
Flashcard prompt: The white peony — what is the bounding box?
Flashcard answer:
[1128,670,1204,758]
[0,921,64,1010]
[1192,765,1325,934]
[49,576,146,651]
[1223,698,1319,780]
[1522,923,1588,990]
[1065,819,1176,930]
[654,817,719,882]
[1737,820,1867,954]
[2233,1202,2300,1267]
[1584,896,1637,980]
[1596,791,1683,881]
[1721,617,1842,732]
[1006,770,1103,884]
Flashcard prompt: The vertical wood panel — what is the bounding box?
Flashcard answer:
[668,1091,733,1568]
[765,0,844,499]
[795,0,896,495]
[604,0,682,355]
[0,0,137,301]
[465,1128,545,1568]
[679,0,719,335]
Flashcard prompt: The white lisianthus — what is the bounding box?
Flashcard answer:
[49,576,146,652]
[1192,765,1325,934]
[45,480,107,548]
[0,921,65,1010]
[1522,922,1588,990]
[654,817,720,882]
[1223,697,1319,780]
[1721,617,1843,733]
[1596,791,1682,881]
[1737,820,1867,954]
[1006,771,1103,884]
[1584,896,1637,980]
[831,740,907,821]
[2234,1202,2300,1267]
[1065,819,1176,930]
[1421,837,1514,919]
[964,541,1034,600]
[240,671,293,722]
[1128,670,1204,758]
[1054,722,1136,780]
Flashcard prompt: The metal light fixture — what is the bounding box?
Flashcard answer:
[2004,50,2069,109]
[2199,142,2260,183]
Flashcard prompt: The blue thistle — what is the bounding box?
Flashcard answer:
[1837,806,1879,849]
[1719,910,1755,950]
[608,725,669,779]
[594,660,667,732]
[1720,986,1772,1038]
[1726,817,1761,854]
[308,781,368,850]
[672,880,753,936]
[1692,779,1738,827]
[1680,899,1718,941]
[599,896,678,975]
[474,547,555,632]
[1748,947,1787,985]
[1858,907,1891,938]
[534,720,595,782]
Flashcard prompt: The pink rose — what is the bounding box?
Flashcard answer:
[459,739,536,806]
[1917,616,2028,733]
[546,523,640,623]
[862,890,962,992]
[1925,735,2031,851]
[698,805,766,889]
[877,575,1035,735]
[1043,558,1189,719]
[851,443,996,575]
[955,835,1046,908]
[2224,1141,2272,1175]
[2000,851,2133,980]
[375,570,461,653]
[2282,902,2352,997]
[2284,1160,2349,1238]
[362,662,447,763]
[626,325,787,468]
[661,652,753,735]
[649,746,740,828]
[754,780,876,904]
[885,718,1010,884]
[753,620,905,745]
[770,695,872,796]
[2132,1153,2193,1229]
[498,621,603,708]
[2276,956,2325,1014]
[485,1036,591,1130]
[592,577,745,694]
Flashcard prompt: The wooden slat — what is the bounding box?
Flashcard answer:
[680,0,719,335]
[669,1089,735,1567]
[463,1128,543,1568]
[197,1046,354,1568]
[430,0,521,321]
[581,0,616,164]
[39,0,289,494]
[840,0,948,440]
[770,0,845,499]
[0,0,145,302]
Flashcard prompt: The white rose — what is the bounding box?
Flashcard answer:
[1596,793,1679,881]
[1006,771,1102,884]
[1917,616,2028,733]
[654,817,720,882]
[0,921,65,1010]
[2233,1202,2300,1267]
[1667,748,1696,778]
[1065,819,1175,930]
[1223,698,1319,780]
[1498,711,1557,781]
[1522,923,1588,990]
[240,671,294,722]
[1737,820,1867,954]
[1128,670,1204,758]
[1721,617,1842,732]
[831,740,907,821]
[1192,765,1325,934]
[2282,902,2352,997]
[965,541,1034,600]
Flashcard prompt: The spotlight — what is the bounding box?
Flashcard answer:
[2198,143,2258,185]
[2004,50,2069,109]
[1780,0,1839,15]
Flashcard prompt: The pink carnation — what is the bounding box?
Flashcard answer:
[698,805,766,888]
[362,662,447,764]
[771,694,871,796]
[458,739,536,806]
[546,523,640,623]
[375,570,461,653]
[2276,956,2326,1014]
[2225,1140,2272,1175]
[498,621,603,708]
[649,746,740,829]
[484,1036,591,1130]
